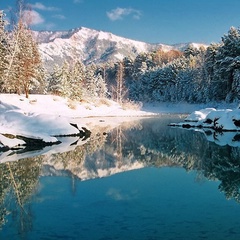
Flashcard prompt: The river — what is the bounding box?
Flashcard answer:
[1,115,240,240]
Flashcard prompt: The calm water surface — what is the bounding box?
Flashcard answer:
[1,115,240,240]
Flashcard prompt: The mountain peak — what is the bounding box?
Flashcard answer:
[35,26,207,71]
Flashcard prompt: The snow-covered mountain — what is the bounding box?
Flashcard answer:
[33,27,207,71]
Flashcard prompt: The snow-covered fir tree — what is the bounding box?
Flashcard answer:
[216,27,240,101]
[85,64,98,98]
[69,60,86,100]
[49,61,71,97]
[48,64,62,95]
[95,73,108,98]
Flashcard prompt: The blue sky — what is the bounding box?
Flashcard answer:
[1,0,240,44]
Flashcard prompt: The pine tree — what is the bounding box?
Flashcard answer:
[49,61,71,97]
[0,0,46,97]
[69,60,85,100]
[48,64,63,95]
[214,27,240,101]
[0,10,9,91]
[12,20,43,98]
[59,61,71,97]
[85,64,97,98]
[95,73,107,98]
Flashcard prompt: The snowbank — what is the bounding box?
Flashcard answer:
[0,94,153,118]
[0,111,81,142]
[170,107,240,147]
[171,107,240,131]
[0,94,155,150]
[185,108,216,122]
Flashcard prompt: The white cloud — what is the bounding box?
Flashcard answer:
[53,14,66,20]
[22,9,45,25]
[30,2,59,11]
[107,7,142,21]
[22,2,61,29]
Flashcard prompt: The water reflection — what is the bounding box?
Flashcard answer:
[1,115,240,238]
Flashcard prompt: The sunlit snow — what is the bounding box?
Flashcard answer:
[0,94,154,149]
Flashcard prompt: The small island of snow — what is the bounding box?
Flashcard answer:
[170,107,240,131]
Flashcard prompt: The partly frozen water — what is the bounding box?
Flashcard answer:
[1,115,240,240]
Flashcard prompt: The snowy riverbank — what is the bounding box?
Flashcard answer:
[0,93,239,151]
[169,106,240,147]
[0,94,155,150]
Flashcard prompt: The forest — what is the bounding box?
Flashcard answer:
[1,8,240,104]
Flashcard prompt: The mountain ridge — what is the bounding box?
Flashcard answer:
[34,26,207,70]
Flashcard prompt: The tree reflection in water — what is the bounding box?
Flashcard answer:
[0,157,42,233]
[1,115,240,232]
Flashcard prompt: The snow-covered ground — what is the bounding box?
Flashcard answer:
[0,94,158,150]
[170,106,240,147]
[172,107,240,130]
[0,93,239,161]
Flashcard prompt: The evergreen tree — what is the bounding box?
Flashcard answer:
[48,64,63,95]
[0,1,46,97]
[95,73,108,98]
[13,20,43,98]
[59,61,71,97]
[204,44,219,80]
[50,61,71,97]
[0,10,10,91]
[214,27,240,101]
[122,57,134,81]
[85,64,97,98]
[69,60,86,100]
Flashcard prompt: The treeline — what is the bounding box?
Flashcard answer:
[1,6,240,103]
[103,27,240,103]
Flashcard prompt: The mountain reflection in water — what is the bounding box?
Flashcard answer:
[1,115,240,239]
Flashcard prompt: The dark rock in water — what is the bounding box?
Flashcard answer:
[204,118,213,124]
[184,120,198,123]
[233,134,240,142]
[233,119,240,127]
[168,123,178,127]
[182,124,192,129]
[204,130,213,136]
[81,127,91,140]
[54,124,91,140]
[213,117,219,126]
